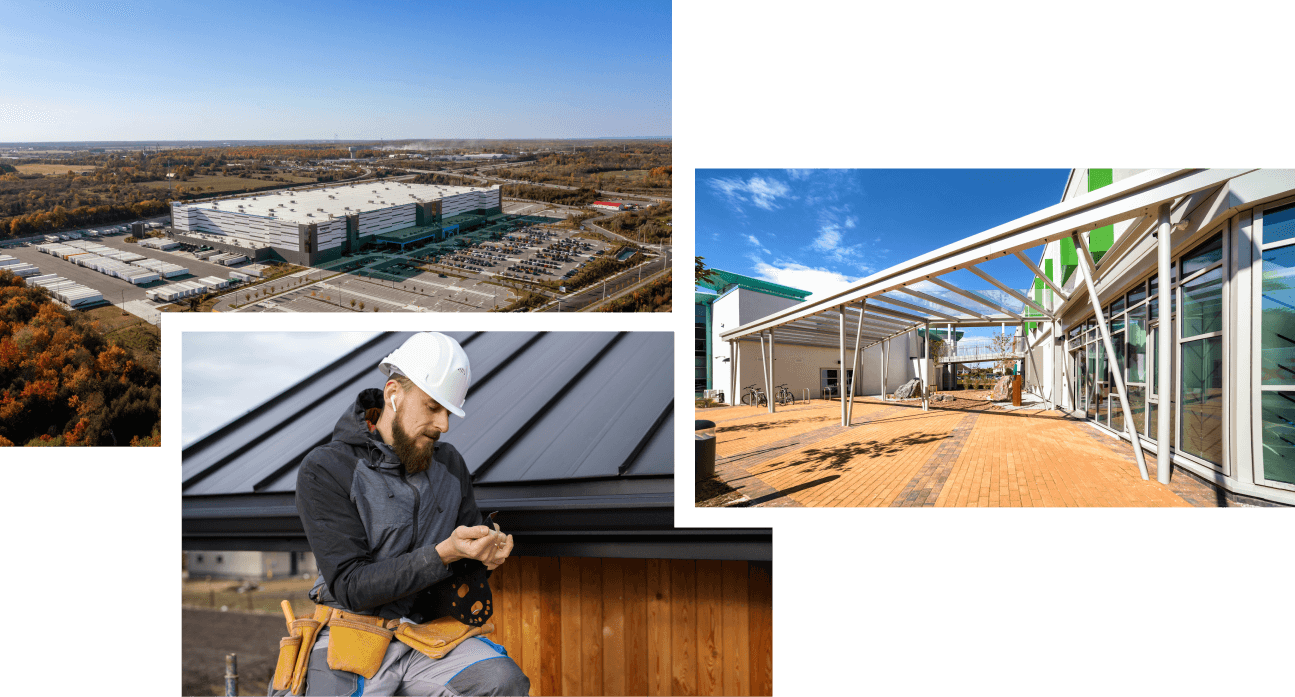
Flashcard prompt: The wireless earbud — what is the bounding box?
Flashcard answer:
[389,396,398,413]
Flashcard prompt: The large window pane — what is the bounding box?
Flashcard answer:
[1262,201,1295,245]
[1260,245,1295,384]
[1148,400,1175,446]
[1149,276,1158,321]
[1113,332,1125,381]
[1261,391,1295,484]
[1111,385,1124,432]
[1182,232,1223,277]
[1180,337,1224,465]
[1127,282,1146,307]
[1128,385,1146,437]
[1127,314,1147,383]
[1181,266,1223,337]
[1111,295,1125,316]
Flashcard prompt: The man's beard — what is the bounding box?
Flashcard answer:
[391,417,436,474]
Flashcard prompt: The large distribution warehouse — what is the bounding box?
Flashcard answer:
[169,181,503,265]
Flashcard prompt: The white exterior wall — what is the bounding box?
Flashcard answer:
[357,203,416,237]
[317,218,347,251]
[711,288,920,403]
[173,204,299,249]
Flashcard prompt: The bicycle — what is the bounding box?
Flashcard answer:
[740,383,767,406]
[775,383,794,405]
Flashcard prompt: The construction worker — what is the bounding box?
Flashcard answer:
[275,332,530,696]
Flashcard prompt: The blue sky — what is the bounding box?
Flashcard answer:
[0,0,670,141]
[697,168,1071,301]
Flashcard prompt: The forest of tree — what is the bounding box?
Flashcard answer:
[410,172,485,188]
[595,201,672,243]
[491,143,671,191]
[0,271,160,446]
[500,184,599,207]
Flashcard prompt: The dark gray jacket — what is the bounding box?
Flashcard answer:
[296,388,485,620]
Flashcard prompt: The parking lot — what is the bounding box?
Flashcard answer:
[236,272,512,313]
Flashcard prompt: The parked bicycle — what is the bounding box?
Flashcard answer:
[740,383,767,406]
[775,383,794,405]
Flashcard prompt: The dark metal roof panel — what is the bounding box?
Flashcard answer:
[473,332,673,483]
[183,331,673,497]
[451,332,622,477]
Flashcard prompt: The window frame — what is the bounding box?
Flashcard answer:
[1175,226,1228,474]
[1254,194,1295,491]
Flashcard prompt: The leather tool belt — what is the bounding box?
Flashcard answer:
[272,600,495,695]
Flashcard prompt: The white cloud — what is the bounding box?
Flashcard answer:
[785,169,814,180]
[811,225,841,252]
[707,175,793,211]
[746,234,771,254]
[750,260,864,301]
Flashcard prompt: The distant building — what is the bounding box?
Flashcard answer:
[186,551,316,581]
[592,201,625,211]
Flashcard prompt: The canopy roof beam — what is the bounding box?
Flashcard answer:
[870,294,959,322]
[720,168,1254,342]
[927,277,1024,321]
[891,287,992,320]
[1012,251,1071,302]
[965,264,1054,319]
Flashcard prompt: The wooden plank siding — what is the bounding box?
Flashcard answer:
[488,556,772,696]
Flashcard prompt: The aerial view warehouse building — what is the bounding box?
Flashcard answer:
[169,181,503,265]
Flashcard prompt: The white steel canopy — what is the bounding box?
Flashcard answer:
[718,168,1254,346]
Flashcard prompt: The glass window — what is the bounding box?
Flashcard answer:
[1127,282,1146,308]
[1148,400,1175,446]
[1262,201,1295,245]
[1110,314,1125,333]
[1111,385,1124,432]
[1180,336,1223,465]
[1149,276,1158,321]
[1127,313,1147,383]
[1128,385,1146,437]
[1181,266,1223,337]
[1260,391,1295,484]
[1182,232,1223,278]
[1260,244,1295,384]
[1110,295,1125,316]
[1113,332,1125,380]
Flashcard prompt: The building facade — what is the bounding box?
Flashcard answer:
[697,269,920,401]
[1021,169,1295,505]
[170,181,502,265]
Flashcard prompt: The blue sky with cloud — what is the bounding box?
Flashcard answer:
[696,169,1072,308]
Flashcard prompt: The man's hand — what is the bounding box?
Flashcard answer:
[435,525,514,570]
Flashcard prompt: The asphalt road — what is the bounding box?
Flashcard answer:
[543,245,672,312]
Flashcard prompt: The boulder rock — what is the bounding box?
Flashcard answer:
[894,378,921,400]
[988,375,1013,401]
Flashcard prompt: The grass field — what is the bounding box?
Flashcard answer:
[139,173,317,193]
[15,163,99,175]
[83,304,161,369]
[182,577,318,616]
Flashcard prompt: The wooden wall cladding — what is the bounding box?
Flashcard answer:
[489,556,773,696]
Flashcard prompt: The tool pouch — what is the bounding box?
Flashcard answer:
[272,636,301,692]
[393,616,495,660]
[326,611,395,680]
[272,604,330,695]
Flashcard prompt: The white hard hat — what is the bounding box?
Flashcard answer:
[378,332,472,418]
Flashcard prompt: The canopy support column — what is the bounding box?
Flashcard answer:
[1074,232,1149,480]
[846,300,866,426]
[729,340,737,407]
[839,305,847,425]
[923,321,930,411]
[882,337,889,400]
[761,326,771,411]
[758,332,771,413]
[1156,203,1174,484]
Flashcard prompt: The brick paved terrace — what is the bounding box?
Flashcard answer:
[697,392,1227,508]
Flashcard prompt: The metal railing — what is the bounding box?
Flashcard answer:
[933,336,1026,364]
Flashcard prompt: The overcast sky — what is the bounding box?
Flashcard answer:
[182,332,380,446]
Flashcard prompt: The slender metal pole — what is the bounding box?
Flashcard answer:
[1156,203,1174,483]
[768,328,776,414]
[758,333,768,409]
[882,337,890,400]
[224,654,238,697]
[839,305,847,425]
[1073,232,1149,480]
[729,340,736,407]
[923,321,930,411]
[846,300,866,425]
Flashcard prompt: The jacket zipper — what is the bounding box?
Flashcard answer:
[398,467,421,553]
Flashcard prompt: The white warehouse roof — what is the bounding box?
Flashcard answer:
[179,181,497,225]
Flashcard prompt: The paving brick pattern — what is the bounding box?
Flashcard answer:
[710,398,1201,508]
[889,411,979,507]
